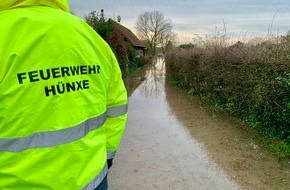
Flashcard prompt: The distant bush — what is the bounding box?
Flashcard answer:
[165,36,290,146]
[126,42,136,65]
[85,11,149,77]
[178,43,195,49]
[85,11,112,40]
[137,56,149,67]
[107,27,128,76]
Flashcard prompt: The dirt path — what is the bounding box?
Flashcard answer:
[108,59,290,190]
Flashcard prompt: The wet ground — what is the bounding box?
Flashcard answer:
[108,58,290,190]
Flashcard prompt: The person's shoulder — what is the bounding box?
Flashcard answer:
[61,13,97,34]
[58,12,115,59]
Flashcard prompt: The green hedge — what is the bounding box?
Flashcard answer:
[165,38,290,145]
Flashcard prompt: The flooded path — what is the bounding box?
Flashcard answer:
[109,59,290,190]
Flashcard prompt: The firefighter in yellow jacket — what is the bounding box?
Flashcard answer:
[0,0,128,189]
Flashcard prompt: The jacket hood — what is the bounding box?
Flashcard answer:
[0,0,69,12]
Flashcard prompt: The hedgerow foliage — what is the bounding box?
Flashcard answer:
[165,36,290,144]
[85,11,149,77]
[85,11,112,40]
[106,27,128,75]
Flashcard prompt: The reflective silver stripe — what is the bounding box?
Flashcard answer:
[0,113,106,152]
[106,104,128,118]
[107,150,116,159]
[82,163,108,190]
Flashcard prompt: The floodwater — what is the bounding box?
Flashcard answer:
[109,58,290,190]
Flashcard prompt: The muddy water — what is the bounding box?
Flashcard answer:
[109,58,290,190]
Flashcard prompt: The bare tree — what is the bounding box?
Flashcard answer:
[135,10,174,56]
[159,31,176,53]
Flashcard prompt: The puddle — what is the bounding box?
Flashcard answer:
[109,58,289,190]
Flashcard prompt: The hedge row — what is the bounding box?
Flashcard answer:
[85,11,149,77]
[165,37,290,143]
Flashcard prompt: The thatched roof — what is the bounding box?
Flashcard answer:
[108,18,146,48]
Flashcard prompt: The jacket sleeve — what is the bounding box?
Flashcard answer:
[105,53,128,160]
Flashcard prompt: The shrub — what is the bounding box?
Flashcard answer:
[85,11,112,40]
[126,42,136,66]
[106,27,129,76]
[165,36,290,144]
[137,56,149,67]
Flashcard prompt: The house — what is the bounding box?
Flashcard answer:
[108,18,146,58]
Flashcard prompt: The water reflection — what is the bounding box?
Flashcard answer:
[124,56,166,97]
[123,65,148,97]
[138,58,165,97]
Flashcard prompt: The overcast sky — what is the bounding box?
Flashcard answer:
[69,0,290,43]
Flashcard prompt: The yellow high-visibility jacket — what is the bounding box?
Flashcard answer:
[0,0,128,189]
